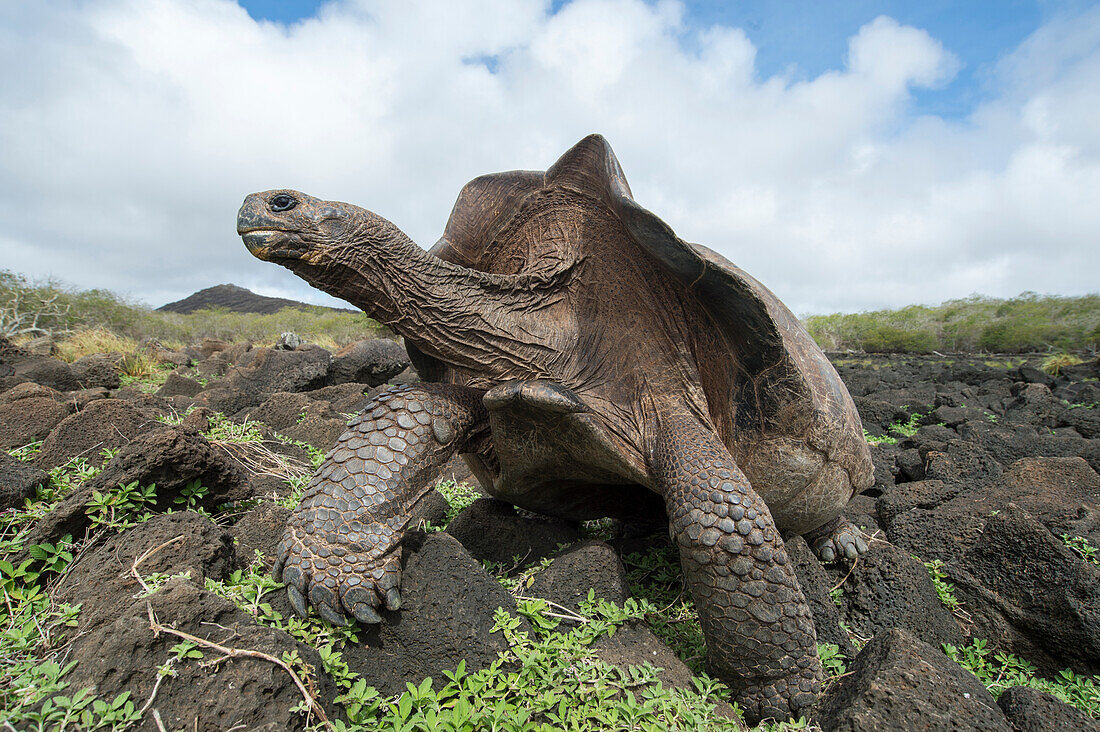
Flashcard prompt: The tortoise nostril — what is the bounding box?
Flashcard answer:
[270,194,297,212]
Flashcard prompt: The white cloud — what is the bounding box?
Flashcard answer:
[0,0,1096,315]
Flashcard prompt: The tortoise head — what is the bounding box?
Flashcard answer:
[236,189,373,266]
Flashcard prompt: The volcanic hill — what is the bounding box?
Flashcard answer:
[157,284,353,315]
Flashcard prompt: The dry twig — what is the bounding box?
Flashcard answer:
[144,603,330,728]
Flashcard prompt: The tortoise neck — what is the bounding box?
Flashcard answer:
[312,221,472,330]
[287,214,572,377]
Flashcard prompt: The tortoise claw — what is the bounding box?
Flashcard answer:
[287,583,309,617]
[343,587,383,624]
[385,587,402,611]
[317,603,349,626]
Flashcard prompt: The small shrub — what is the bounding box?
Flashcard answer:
[54,328,136,362]
[1042,352,1084,376]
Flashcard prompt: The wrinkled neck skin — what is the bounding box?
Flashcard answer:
[284,213,568,378]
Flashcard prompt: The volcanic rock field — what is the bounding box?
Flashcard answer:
[1,335,1098,731]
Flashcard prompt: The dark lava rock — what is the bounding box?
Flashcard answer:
[813,628,1010,731]
[70,353,121,390]
[340,531,520,696]
[0,339,81,392]
[0,396,71,449]
[1063,405,1100,440]
[248,391,323,431]
[25,426,248,548]
[837,540,964,649]
[196,352,233,379]
[0,381,62,404]
[229,345,331,394]
[197,346,332,414]
[957,419,1100,473]
[35,398,163,469]
[852,396,909,437]
[328,339,411,387]
[231,502,292,569]
[53,511,237,633]
[155,370,204,398]
[0,451,46,510]
[996,685,1100,732]
[275,415,347,451]
[62,386,111,410]
[866,442,898,495]
[884,456,1100,564]
[306,382,378,415]
[786,535,856,659]
[64,578,338,731]
[590,620,737,718]
[408,487,451,529]
[447,497,582,566]
[947,504,1100,676]
[842,493,879,533]
[244,473,294,502]
[876,479,959,528]
[922,439,1004,491]
[199,337,232,356]
[895,447,924,483]
[528,539,630,610]
[1005,383,1064,430]
[1016,364,1055,387]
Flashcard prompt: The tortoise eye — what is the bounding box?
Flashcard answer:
[270,194,297,212]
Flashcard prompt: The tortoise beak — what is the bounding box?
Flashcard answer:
[238,194,290,260]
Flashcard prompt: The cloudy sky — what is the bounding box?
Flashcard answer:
[1,0,1097,315]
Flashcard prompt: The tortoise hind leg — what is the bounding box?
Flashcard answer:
[652,413,822,723]
[805,515,868,563]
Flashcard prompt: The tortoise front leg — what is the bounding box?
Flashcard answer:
[274,383,488,625]
[652,413,822,723]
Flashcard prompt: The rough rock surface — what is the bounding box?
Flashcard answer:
[231,501,292,569]
[70,354,121,390]
[0,396,71,449]
[786,536,857,659]
[155,370,204,397]
[329,339,411,387]
[196,345,332,414]
[5,347,1100,727]
[338,532,521,696]
[25,426,248,548]
[947,504,1100,675]
[447,497,582,566]
[65,579,339,731]
[0,451,46,510]
[34,398,163,469]
[836,541,964,649]
[996,686,1100,732]
[528,539,630,610]
[813,629,1011,731]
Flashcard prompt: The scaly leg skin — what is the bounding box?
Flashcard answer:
[805,515,868,563]
[653,413,822,724]
[273,383,488,626]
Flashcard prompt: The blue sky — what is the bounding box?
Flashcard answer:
[2,0,1098,313]
[239,0,1081,119]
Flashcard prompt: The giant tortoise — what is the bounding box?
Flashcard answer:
[237,134,873,720]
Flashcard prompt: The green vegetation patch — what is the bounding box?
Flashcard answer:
[2,269,385,348]
[806,292,1100,353]
[945,640,1100,717]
